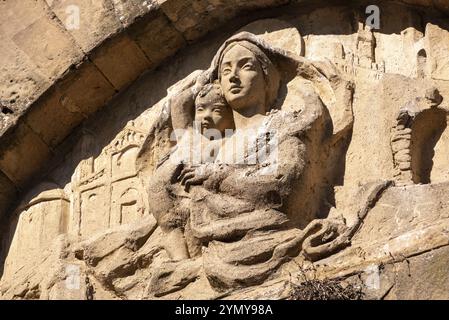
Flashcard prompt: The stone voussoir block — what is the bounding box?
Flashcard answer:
[0,0,83,119]
[22,87,85,149]
[111,0,157,27]
[90,33,152,90]
[55,59,117,116]
[157,0,231,42]
[11,14,84,82]
[0,121,53,188]
[46,0,123,53]
[128,10,186,65]
[0,37,51,121]
[157,0,291,41]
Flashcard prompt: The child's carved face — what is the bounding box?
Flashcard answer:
[195,84,234,136]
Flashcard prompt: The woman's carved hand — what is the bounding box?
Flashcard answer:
[177,163,214,191]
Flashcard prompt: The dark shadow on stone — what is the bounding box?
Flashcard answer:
[411,108,447,184]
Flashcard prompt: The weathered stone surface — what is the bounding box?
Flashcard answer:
[2,184,70,281]
[158,0,290,41]
[382,246,449,300]
[0,122,53,187]
[0,36,49,127]
[2,1,449,301]
[56,60,116,116]
[129,12,186,65]
[314,182,449,278]
[23,87,85,148]
[0,0,83,85]
[11,14,84,81]
[46,0,122,53]
[426,22,449,81]
[111,0,155,27]
[90,34,151,89]
[0,0,82,124]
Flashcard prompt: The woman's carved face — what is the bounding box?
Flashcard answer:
[220,44,266,112]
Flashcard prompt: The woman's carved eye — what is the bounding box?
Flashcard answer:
[242,63,254,70]
[222,68,231,75]
[213,108,222,114]
[196,107,204,112]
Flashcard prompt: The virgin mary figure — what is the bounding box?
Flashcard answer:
[139,31,355,292]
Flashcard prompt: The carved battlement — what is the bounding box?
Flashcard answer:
[71,123,149,237]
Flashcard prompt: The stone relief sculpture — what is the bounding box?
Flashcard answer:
[2,2,449,300]
[0,25,390,299]
[2,183,69,281]
[71,123,149,237]
[145,82,235,262]
[134,31,359,295]
[390,88,446,185]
